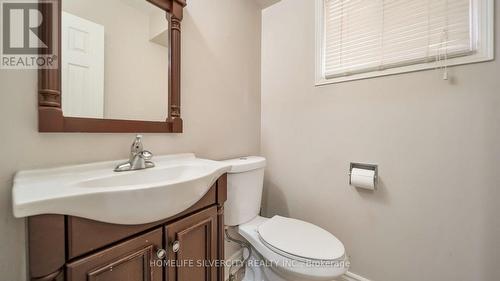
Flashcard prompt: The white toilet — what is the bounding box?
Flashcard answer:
[223,157,349,281]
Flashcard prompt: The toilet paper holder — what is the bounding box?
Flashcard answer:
[349,162,378,188]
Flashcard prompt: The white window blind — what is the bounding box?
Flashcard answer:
[323,0,474,78]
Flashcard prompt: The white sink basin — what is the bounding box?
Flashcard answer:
[12,154,231,225]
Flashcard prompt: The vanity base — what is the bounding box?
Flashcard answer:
[28,175,227,281]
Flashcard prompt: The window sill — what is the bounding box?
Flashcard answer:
[315,53,494,86]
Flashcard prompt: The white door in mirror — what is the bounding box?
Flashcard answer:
[62,12,104,118]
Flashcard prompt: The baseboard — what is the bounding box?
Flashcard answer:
[341,271,372,281]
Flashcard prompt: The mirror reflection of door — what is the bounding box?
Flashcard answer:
[61,0,169,122]
[62,12,105,119]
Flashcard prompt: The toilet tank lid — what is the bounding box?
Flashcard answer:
[221,156,266,173]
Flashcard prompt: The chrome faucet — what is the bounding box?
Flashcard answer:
[114,135,155,172]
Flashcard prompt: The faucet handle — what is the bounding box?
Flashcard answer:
[130,135,144,154]
[135,135,143,144]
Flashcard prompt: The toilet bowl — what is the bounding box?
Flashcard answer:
[239,216,349,281]
[223,157,349,281]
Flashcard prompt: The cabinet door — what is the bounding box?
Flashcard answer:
[67,228,163,281]
[166,206,218,281]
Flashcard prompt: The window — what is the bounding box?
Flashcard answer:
[315,0,494,85]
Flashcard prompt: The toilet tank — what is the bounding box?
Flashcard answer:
[222,157,266,226]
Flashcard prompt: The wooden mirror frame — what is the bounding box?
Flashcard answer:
[38,0,186,133]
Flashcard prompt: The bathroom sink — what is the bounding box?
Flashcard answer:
[12,154,231,225]
[77,165,214,189]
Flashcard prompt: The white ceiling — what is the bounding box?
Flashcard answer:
[254,0,281,9]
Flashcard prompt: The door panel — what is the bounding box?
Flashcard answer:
[61,11,105,118]
[66,228,163,281]
[166,207,218,281]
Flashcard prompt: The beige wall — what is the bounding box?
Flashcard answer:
[0,0,261,279]
[261,1,500,281]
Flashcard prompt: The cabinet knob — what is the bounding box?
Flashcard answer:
[172,241,180,253]
[156,249,167,259]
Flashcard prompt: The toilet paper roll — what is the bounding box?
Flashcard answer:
[350,168,376,190]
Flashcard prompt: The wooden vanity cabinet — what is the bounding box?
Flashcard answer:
[166,206,218,281]
[66,228,163,281]
[28,175,227,281]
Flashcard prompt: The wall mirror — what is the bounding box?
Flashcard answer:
[61,0,168,121]
[38,0,186,133]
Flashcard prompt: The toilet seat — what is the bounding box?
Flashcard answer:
[257,216,345,262]
[238,216,349,281]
